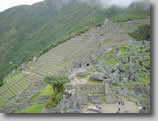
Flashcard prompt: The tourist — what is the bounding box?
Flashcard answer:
[96,106,102,110]
[117,108,121,113]
[118,99,121,105]
[121,101,125,106]
[139,106,147,113]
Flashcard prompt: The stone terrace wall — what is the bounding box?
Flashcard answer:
[78,84,105,94]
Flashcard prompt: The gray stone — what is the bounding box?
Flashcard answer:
[103,64,113,73]
[129,75,135,81]
[113,63,120,71]
[88,106,103,113]
[122,78,128,82]
[135,76,142,82]
[33,56,37,62]
[120,88,128,96]
[89,72,105,82]
[117,51,123,57]
[128,40,134,45]
[41,108,49,113]
[129,62,138,73]
[46,95,81,113]
[133,85,142,96]
[110,72,120,82]
[75,69,88,76]
[119,65,124,72]
[120,57,129,64]
[77,89,88,105]
[89,94,104,104]
[106,95,117,104]
[96,64,105,72]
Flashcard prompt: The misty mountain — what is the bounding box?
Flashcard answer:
[0,0,150,85]
[0,0,105,82]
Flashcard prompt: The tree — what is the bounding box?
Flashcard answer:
[44,75,69,107]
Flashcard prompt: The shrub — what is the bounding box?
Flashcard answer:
[0,80,3,87]
[128,24,151,41]
[44,75,69,107]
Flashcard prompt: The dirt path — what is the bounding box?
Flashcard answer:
[82,101,139,113]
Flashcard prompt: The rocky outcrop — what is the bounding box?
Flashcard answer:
[89,72,105,82]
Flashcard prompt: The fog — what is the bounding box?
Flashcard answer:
[0,0,44,12]
[0,0,150,12]
[100,0,148,7]
[81,0,149,8]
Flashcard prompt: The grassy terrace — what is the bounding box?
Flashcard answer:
[0,72,35,105]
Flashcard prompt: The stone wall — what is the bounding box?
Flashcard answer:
[78,84,105,94]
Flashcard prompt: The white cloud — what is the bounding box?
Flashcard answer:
[0,0,149,12]
[0,0,44,12]
[99,0,148,7]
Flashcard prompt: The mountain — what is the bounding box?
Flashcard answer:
[0,0,150,85]
[0,0,105,83]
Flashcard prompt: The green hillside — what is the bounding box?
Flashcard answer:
[110,1,150,22]
[0,0,150,85]
[0,0,105,83]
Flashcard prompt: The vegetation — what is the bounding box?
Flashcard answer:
[44,75,69,107]
[0,100,4,106]
[0,0,150,86]
[88,79,104,85]
[0,0,106,84]
[31,84,54,101]
[23,104,45,113]
[109,1,150,22]
[128,24,151,41]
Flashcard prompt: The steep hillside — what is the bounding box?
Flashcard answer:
[0,0,105,82]
[0,18,150,113]
[0,0,150,113]
[105,1,150,22]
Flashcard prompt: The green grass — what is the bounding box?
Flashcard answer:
[31,84,54,101]
[112,83,121,89]
[23,104,45,113]
[139,72,150,85]
[0,100,4,106]
[76,74,88,79]
[88,80,104,85]
[96,57,104,64]
[128,24,151,41]
[105,55,119,66]
[3,71,24,84]
[101,95,106,103]
[14,110,22,113]
[112,11,149,22]
[119,47,129,55]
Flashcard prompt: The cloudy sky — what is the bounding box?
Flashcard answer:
[0,0,44,12]
[0,0,148,12]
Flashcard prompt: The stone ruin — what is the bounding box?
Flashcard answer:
[65,79,117,105]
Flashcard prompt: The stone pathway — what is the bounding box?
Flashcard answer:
[82,101,139,113]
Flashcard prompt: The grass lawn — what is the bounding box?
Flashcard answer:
[88,80,104,85]
[31,84,54,101]
[0,100,4,106]
[23,104,45,113]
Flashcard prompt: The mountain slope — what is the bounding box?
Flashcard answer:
[0,18,150,113]
[0,0,105,82]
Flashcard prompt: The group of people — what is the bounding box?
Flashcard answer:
[64,89,73,99]
[116,99,128,113]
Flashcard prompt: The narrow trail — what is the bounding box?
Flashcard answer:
[0,18,150,112]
